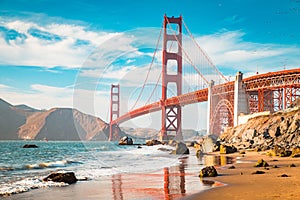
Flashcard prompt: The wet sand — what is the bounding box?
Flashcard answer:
[7,149,213,200]
[188,151,300,200]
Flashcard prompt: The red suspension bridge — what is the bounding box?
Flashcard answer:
[109,15,300,141]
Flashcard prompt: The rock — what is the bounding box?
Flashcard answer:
[220,145,237,154]
[252,170,265,174]
[23,144,38,148]
[43,172,78,184]
[146,139,162,146]
[228,165,236,169]
[201,179,215,185]
[196,149,203,158]
[201,135,218,153]
[199,166,218,177]
[289,163,296,167]
[242,129,256,141]
[118,136,133,145]
[291,147,300,158]
[171,142,189,155]
[254,159,269,167]
[278,174,289,177]
[267,145,292,157]
[137,145,142,149]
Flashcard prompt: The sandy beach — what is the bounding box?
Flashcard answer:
[188,151,300,200]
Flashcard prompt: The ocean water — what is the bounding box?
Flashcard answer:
[0,140,184,196]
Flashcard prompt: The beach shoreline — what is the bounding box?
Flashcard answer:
[188,151,300,200]
[5,147,212,199]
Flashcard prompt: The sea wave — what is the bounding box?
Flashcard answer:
[24,160,82,169]
[0,177,68,197]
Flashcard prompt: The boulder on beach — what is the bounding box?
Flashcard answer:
[199,166,218,177]
[22,144,38,148]
[118,136,133,145]
[43,172,78,184]
[254,159,269,167]
[220,145,237,154]
[171,142,189,155]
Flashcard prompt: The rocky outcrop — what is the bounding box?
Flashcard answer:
[43,172,78,184]
[220,106,300,152]
[118,136,133,145]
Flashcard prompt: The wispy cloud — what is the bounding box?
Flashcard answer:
[0,18,120,68]
[194,30,300,74]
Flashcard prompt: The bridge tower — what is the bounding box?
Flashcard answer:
[109,84,120,141]
[160,15,183,141]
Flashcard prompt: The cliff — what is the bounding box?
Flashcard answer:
[220,105,300,150]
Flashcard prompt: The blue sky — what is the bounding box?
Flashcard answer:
[0,0,300,129]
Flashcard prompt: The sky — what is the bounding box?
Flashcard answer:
[0,0,300,130]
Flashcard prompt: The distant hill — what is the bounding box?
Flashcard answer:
[0,99,27,140]
[0,98,124,141]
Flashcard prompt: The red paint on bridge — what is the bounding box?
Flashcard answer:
[111,69,300,135]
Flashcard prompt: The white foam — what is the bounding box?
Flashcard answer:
[0,177,67,196]
[25,160,72,169]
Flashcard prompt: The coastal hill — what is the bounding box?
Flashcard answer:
[0,98,122,140]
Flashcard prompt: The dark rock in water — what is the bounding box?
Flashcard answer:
[201,179,215,185]
[146,139,162,146]
[254,159,269,167]
[137,145,142,149]
[171,142,189,155]
[252,170,265,174]
[23,144,38,148]
[43,172,78,184]
[118,136,133,145]
[220,145,237,154]
[199,166,218,177]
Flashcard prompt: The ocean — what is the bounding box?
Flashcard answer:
[0,140,198,197]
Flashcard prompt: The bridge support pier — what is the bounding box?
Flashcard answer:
[206,80,214,135]
[234,72,249,126]
[109,84,120,141]
[160,15,183,141]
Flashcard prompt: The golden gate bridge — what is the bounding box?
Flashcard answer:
[108,15,300,141]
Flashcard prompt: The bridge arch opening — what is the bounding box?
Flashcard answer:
[211,99,234,135]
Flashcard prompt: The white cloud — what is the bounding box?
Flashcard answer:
[0,19,120,68]
[193,30,300,74]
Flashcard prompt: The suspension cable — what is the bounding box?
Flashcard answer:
[182,19,228,82]
[165,17,210,85]
[130,24,163,110]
